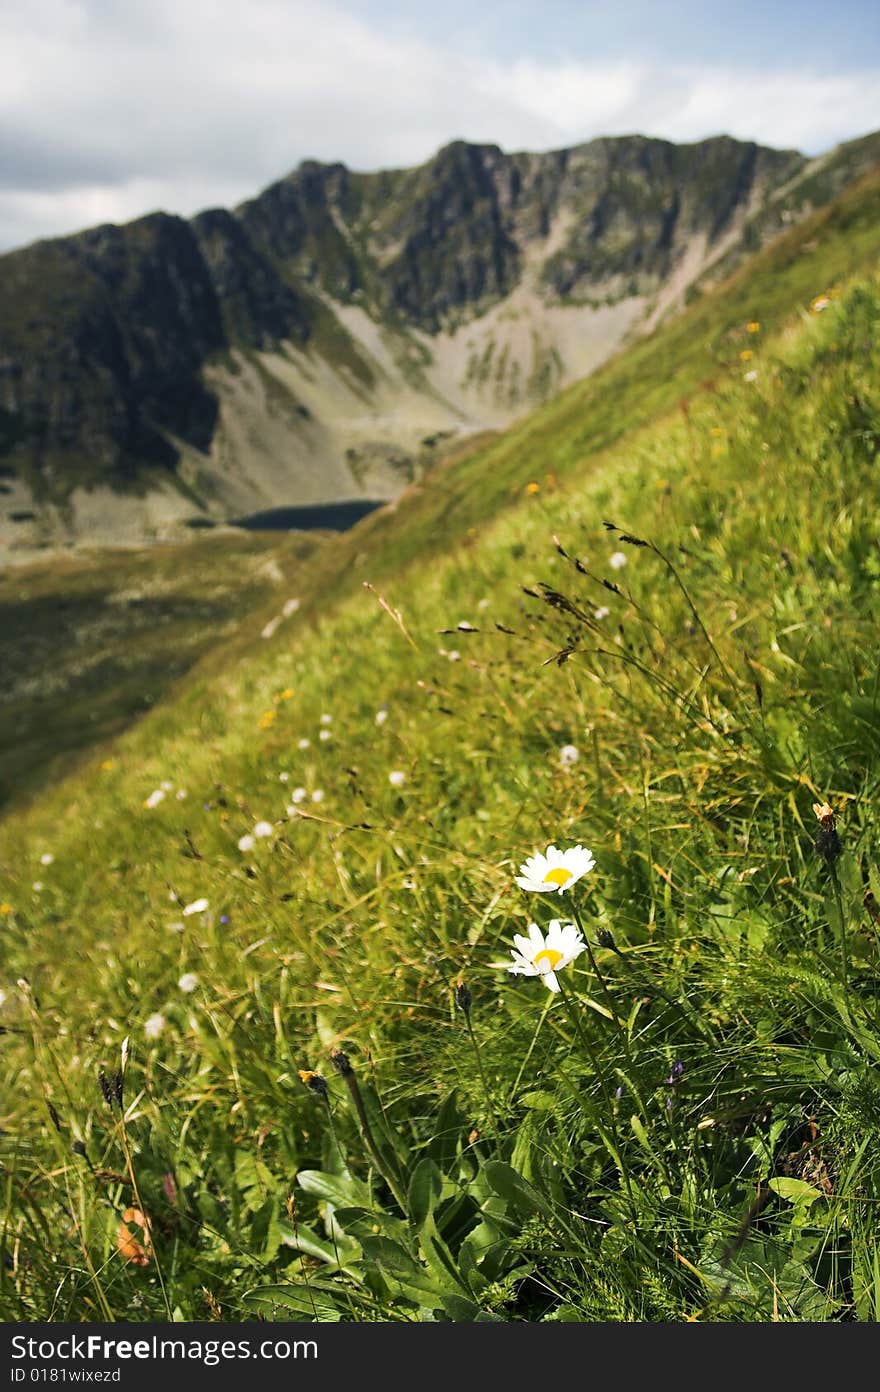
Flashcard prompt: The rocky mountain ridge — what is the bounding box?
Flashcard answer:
[2,127,878,555]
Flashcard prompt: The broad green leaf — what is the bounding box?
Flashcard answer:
[296,1168,373,1209]
[767,1176,823,1207]
[241,1284,343,1320]
[408,1157,443,1227]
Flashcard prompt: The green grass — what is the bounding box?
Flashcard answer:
[2,173,880,1323]
[0,532,320,813]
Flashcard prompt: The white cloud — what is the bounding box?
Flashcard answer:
[1,0,878,251]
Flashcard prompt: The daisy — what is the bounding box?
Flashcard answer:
[311,789,325,803]
[320,713,332,725]
[595,606,610,621]
[375,708,388,726]
[505,920,586,992]
[609,552,627,571]
[253,821,274,838]
[319,729,331,741]
[388,770,406,788]
[178,973,198,993]
[237,833,256,853]
[515,844,596,895]
[40,853,54,866]
[298,738,310,750]
[289,787,307,803]
[145,1013,165,1040]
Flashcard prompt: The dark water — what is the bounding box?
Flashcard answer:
[231,499,384,532]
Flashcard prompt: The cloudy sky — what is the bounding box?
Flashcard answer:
[2,0,879,252]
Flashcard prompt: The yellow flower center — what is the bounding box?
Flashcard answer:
[533,947,564,971]
[543,867,572,887]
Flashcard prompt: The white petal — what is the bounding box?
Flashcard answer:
[513,934,534,958]
[543,972,561,992]
[527,922,546,951]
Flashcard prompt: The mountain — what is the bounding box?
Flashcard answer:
[1,128,878,554]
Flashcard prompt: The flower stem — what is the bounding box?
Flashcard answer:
[554,974,636,1216]
[464,1013,502,1141]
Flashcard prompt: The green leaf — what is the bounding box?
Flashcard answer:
[277,1219,362,1274]
[482,1161,555,1223]
[408,1157,443,1228]
[767,1177,823,1207]
[360,1234,441,1304]
[296,1168,373,1209]
[241,1284,343,1320]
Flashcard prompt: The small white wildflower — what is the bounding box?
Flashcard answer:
[0,989,6,1009]
[595,606,610,620]
[178,972,199,993]
[182,897,209,916]
[375,709,388,726]
[447,649,461,662]
[262,616,281,639]
[744,370,758,382]
[144,789,165,808]
[389,770,406,788]
[32,881,43,893]
[504,919,587,993]
[515,844,596,895]
[298,737,310,750]
[282,597,301,617]
[319,729,331,741]
[320,713,332,725]
[238,833,256,853]
[477,598,489,610]
[161,780,173,791]
[253,821,274,838]
[558,744,579,770]
[290,787,307,804]
[279,772,290,782]
[311,789,325,803]
[176,789,187,800]
[609,551,627,570]
[40,853,54,866]
[145,1013,165,1040]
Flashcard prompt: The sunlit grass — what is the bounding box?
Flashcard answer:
[2,178,880,1321]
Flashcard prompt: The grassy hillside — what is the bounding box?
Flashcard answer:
[2,171,880,1323]
[0,531,321,813]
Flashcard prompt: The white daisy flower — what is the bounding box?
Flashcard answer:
[311,789,325,803]
[298,738,310,750]
[558,745,579,770]
[32,882,43,893]
[182,897,209,916]
[178,973,198,993]
[320,713,332,725]
[609,551,627,570]
[375,709,388,726]
[40,853,54,866]
[290,787,307,804]
[515,844,596,895]
[743,369,758,382]
[253,821,274,838]
[319,729,331,741]
[176,789,187,800]
[505,920,586,992]
[145,1013,165,1040]
[447,649,461,661]
[388,770,406,788]
[595,606,610,621]
[279,771,290,782]
[238,833,256,853]
[144,789,165,808]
